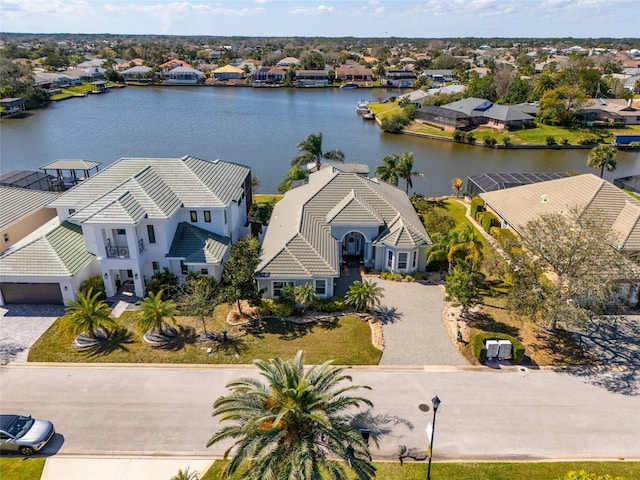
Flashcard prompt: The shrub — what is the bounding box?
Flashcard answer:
[464,132,476,144]
[502,136,511,147]
[258,298,297,318]
[79,275,106,300]
[470,197,485,219]
[546,135,557,146]
[483,136,497,147]
[471,332,525,364]
[380,271,403,282]
[452,129,466,143]
[381,113,410,133]
[489,226,501,238]
[480,211,499,232]
[579,135,599,146]
[560,138,569,145]
[146,268,179,299]
[496,228,519,248]
[314,296,346,313]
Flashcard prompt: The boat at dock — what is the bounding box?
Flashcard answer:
[340,82,358,89]
[356,100,370,114]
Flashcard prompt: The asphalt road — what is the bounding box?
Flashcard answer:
[1,363,639,461]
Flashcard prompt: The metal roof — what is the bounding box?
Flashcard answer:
[40,159,101,170]
[166,222,230,264]
[0,186,60,230]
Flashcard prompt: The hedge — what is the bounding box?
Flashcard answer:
[471,332,525,364]
[480,211,499,232]
[470,197,485,219]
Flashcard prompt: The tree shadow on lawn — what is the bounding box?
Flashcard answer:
[80,328,135,357]
[559,316,640,396]
[154,325,199,351]
[214,337,249,357]
[467,312,520,338]
[243,317,341,341]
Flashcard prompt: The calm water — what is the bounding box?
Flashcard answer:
[1,86,638,195]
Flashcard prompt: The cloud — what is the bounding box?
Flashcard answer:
[1,0,92,16]
[288,4,337,15]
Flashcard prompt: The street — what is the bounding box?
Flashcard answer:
[1,363,639,461]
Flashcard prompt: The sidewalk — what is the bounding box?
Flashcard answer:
[41,456,214,480]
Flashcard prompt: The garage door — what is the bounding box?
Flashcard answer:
[0,283,63,305]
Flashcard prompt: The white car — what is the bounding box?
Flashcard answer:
[0,414,55,455]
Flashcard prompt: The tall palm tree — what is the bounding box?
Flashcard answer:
[63,288,117,340]
[207,351,375,480]
[137,289,176,336]
[427,224,483,272]
[587,145,617,178]
[345,280,384,313]
[396,152,423,194]
[374,154,400,187]
[451,178,463,198]
[291,132,345,172]
[294,283,318,313]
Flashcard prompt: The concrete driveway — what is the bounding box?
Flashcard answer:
[0,304,64,364]
[371,277,467,366]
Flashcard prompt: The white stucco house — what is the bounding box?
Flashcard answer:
[45,155,252,299]
[256,167,431,299]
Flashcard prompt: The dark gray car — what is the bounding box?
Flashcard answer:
[0,414,55,455]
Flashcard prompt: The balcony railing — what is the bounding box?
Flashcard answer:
[106,246,130,258]
[138,238,144,253]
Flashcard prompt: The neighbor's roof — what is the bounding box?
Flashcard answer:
[166,222,230,264]
[256,168,431,279]
[0,186,59,230]
[40,159,100,171]
[480,173,640,251]
[0,221,95,277]
[212,65,244,74]
[48,156,250,225]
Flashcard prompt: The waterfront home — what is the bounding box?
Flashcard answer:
[420,69,455,85]
[380,69,417,87]
[121,65,152,82]
[334,65,373,83]
[576,99,640,126]
[276,57,300,67]
[45,155,252,299]
[212,65,245,81]
[164,66,204,85]
[253,66,286,85]
[256,167,431,299]
[296,70,330,87]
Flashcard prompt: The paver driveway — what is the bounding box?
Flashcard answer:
[372,278,467,365]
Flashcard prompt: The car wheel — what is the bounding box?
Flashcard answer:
[19,446,35,456]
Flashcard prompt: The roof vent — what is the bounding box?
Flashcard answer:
[540,194,548,203]
[213,159,220,164]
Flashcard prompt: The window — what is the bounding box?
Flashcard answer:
[398,252,408,269]
[204,210,211,223]
[190,211,198,222]
[68,208,76,214]
[126,269,133,278]
[315,279,326,296]
[412,251,417,268]
[224,210,227,224]
[273,281,294,297]
[387,250,393,269]
[116,229,126,235]
[200,268,209,275]
[147,224,156,244]
[152,261,160,272]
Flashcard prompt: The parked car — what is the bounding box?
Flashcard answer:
[0,414,55,455]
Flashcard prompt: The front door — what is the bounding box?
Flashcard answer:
[345,232,361,255]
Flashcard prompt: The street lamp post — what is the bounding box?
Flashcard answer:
[426,395,441,480]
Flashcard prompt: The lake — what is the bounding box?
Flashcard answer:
[1,86,638,195]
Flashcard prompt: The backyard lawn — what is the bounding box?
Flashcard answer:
[27,305,381,365]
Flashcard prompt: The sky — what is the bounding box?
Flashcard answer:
[1,0,639,39]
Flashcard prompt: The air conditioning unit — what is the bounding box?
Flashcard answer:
[485,340,499,360]
[498,340,512,360]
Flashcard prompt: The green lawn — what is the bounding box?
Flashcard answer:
[511,123,612,145]
[201,460,639,480]
[253,194,283,203]
[0,457,45,480]
[27,308,381,365]
[50,83,94,100]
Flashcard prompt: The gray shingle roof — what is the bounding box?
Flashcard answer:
[40,159,100,171]
[0,186,59,230]
[257,168,431,279]
[49,156,249,223]
[0,221,95,277]
[166,222,230,264]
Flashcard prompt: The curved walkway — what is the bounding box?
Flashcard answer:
[371,277,467,366]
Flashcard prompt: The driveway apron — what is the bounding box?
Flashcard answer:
[372,278,467,365]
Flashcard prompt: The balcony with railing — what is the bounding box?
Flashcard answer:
[105,239,143,258]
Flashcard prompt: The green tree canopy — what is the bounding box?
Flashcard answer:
[291,132,344,172]
[587,145,617,178]
[63,288,117,340]
[345,280,384,313]
[137,289,176,336]
[207,351,375,480]
[221,235,262,314]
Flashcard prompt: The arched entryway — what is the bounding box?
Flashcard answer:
[341,231,365,266]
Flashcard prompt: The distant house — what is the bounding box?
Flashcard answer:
[256,167,431,299]
[276,57,300,67]
[0,98,26,116]
[399,89,430,107]
[380,69,417,87]
[46,156,253,299]
[212,65,245,81]
[34,72,82,88]
[252,66,286,85]
[334,66,373,83]
[121,65,152,82]
[420,69,455,84]
[159,59,191,70]
[295,70,329,87]
[415,97,535,130]
[164,66,204,85]
[576,99,640,126]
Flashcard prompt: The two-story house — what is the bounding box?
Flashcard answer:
[47,155,252,298]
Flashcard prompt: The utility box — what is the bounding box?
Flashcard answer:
[498,340,512,360]
[485,340,499,360]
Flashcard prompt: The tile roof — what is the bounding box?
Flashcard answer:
[257,168,431,278]
[0,221,95,277]
[480,173,640,252]
[49,156,249,224]
[40,159,100,171]
[166,222,230,264]
[0,186,60,230]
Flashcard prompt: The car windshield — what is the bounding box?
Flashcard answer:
[6,416,34,439]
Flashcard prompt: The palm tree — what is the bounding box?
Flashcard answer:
[374,154,400,187]
[207,351,375,480]
[533,72,555,97]
[63,288,117,340]
[294,283,318,313]
[137,289,176,336]
[451,178,463,198]
[396,152,423,194]
[587,145,617,178]
[291,132,345,172]
[427,224,483,272]
[345,280,385,313]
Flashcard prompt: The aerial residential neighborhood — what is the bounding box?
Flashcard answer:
[1,4,640,479]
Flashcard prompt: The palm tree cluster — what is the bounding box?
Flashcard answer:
[374,152,423,194]
[426,224,482,272]
[291,132,345,172]
[208,351,375,480]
